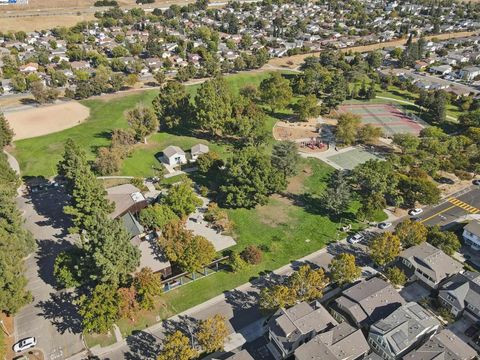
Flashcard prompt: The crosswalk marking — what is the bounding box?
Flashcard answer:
[447,197,480,214]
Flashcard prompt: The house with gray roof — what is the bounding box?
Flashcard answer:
[162,145,187,166]
[294,322,370,360]
[330,277,406,329]
[399,242,463,289]
[463,220,480,250]
[267,301,338,359]
[438,271,480,323]
[368,302,440,360]
[191,143,209,161]
[402,329,477,360]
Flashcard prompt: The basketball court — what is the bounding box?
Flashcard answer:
[326,147,381,170]
[337,104,427,137]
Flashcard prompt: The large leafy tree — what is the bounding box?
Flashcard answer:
[139,204,178,230]
[78,283,119,334]
[329,253,361,286]
[126,104,159,143]
[229,95,269,146]
[219,147,286,208]
[157,331,197,360]
[370,232,401,267]
[397,175,440,207]
[161,178,202,218]
[133,267,162,310]
[194,77,232,137]
[152,81,191,129]
[57,138,89,186]
[322,171,351,216]
[271,141,300,178]
[117,286,139,321]
[288,265,328,302]
[197,314,229,353]
[350,159,398,198]
[296,94,320,121]
[260,72,292,113]
[335,112,361,145]
[427,226,461,256]
[259,285,296,313]
[395,219,427,248]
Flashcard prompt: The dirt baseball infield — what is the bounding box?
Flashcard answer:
[5,101,90,140]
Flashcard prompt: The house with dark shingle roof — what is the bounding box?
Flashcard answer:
[463,220,480,250]
[438,271,480,323]
[330,277,406,329]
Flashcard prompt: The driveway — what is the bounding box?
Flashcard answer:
[14,186,84,360]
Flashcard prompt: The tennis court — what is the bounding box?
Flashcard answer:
[326,147,381,170]
[337,104,426,137]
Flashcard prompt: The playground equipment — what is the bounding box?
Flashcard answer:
[299,137,327,150]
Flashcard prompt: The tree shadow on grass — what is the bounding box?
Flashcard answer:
[124,330,161,360]
[36,291,82,335]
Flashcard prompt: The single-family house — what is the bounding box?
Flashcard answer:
[459,66,480,81]
[106,184,148,219]
[438,271,480,323]
[399,242,463,289]
[294,322,370,360]
[368,302,440,360]
[19,62,39,73]
[330,277,406,329]
[163,145,187,166]
[191,143,209,161]
[267,301,338,359]
[429,65,452,76]
[463,220,480,250]
[402,329,477,360]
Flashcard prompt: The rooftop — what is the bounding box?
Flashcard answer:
[163,145,185,158]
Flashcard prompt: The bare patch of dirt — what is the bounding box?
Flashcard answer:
[257,198,292,227]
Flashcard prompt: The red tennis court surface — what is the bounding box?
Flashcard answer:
[337,104,426,137]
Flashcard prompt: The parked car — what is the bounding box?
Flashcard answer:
[473,179,480,186]
[348,233,364,244]
[378,222,392,229]
[13,337,36,353]
[408,208,423,216]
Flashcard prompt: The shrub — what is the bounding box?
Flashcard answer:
[229,252,248,273]
[385,267,406,287]
[241,245,263,265]
[131,177,147,191]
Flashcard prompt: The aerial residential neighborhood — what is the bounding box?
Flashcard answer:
[1,0,480,360]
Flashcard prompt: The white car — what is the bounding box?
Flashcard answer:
[13,337,36,353]
[348,233,364,244]
[378,222,392,230]
[408,208,423,216]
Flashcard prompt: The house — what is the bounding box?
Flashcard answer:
[399,242,463,289]
[267,301,338,359]
[429,65,452,76]
[438,271,480,323]
[163,145,187,166]
[223,350,255,360]
[459,66,480,81]
[70,61,91,70]
[330,277,406,329]
[191,143,209,161]
[463,220,480,250]
[19,62,39,73]
[368,302,440,360]
[106,184,148,219]
[402,329,477,360]
[294,322,370,360]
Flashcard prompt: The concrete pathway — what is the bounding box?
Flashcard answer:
[3,149,20,174]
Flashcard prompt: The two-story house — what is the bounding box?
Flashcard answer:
[368,302,440,360]
[330,277,406,329]
[438,271,480,323]
[399,242,463,289]
[463,220,480,250]
[267,301,338,359]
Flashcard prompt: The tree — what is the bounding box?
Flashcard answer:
[322,171,351,216]
[161,178,202,217]
[240,245,262,265]
[197,151,222,174]
[329,253,361,286]
[296,94,320,121]
[259,285,296,313]
[392,133,420,154]
[139,204,178,230]
[288,265,328,302]
[159,220,216,273]
[57,138,88,184]
[154,71,166,86]
[126,105,159,143]
[370,232,401,267]
[203,202,232,233]
[133,267,162,310]
[117,286,139,321]
[260,72,292,113]
[78,284,119,334]
[53,248,82,288]
[157,331,197,360]
[358,124,383,143]
[0,113,14,147]
[229,252,248,273]
[335,112,361,145]
[386,267,406,288]
[197,314,229,353]
[427,226,461,256]
[219,147,285,208]
[429,90,447,123]
[30,81,59,104]
[395,219,427,248]
[152,81,191,129]
[398,176,440,207]
[271,141,300,178]
[194,77,232,136]
[94,147,122,175]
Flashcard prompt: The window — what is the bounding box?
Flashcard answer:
[446,294,455,302]
[467,303,476,312]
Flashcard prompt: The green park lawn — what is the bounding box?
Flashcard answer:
[13,71,283,178]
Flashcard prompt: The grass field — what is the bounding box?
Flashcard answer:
[13,72,276,178]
